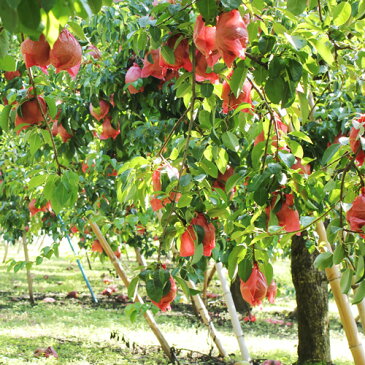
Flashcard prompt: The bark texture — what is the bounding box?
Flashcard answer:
[291,235,331,365]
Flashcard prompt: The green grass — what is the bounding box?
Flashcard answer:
[0,242,359,364]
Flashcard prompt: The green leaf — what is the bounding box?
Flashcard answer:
[192,243,203,265]
[177,194,192,208]
[0,1,19,32]
[0,30,9,58]
[265,77,286,104]
[287,140,303,158]
[146,279,163,302]
[332,2,352,26]
[251,142,265,169]
[287,59,302,82]
[200,159,218,178]
[180,174,192,187]
[310,37,334,66]
[289,131,313,144]
[128,276,139,300]
[14,261,26,273]
[340,268,352,294]
[228,246,247,279]
[29,133,43,156]
[333,244,345,265]
[258,35,276,55]
[35,256,43,265]
[87,0,102,13]
[215,148,229,174]
[229,60,248,98]
[353,280,365,305]
[44,96,57,119]
[253,186,269,206]
[238,258,253,282]
[201,83,214,98]
[321,143,340,165]
[356,257,364,280]
[0,105,11,131]
[196,0,218,24]
[41,0,56,12]
[207,207,230,218]
[18,0,41,30]
[268,56,286,78]
[220,0,241,10]
[68,21,86,41]
[228,248,238,279]
[225,173,242,193]
[150,27,161,42]
[6,0,22,9]
[287,0,306,15]
[297,90,309,124]
[222,131,239,152]
[199,110,212,129]
[161,45,175,65]
[189,288,201,296]
[313,252,333,270]
[0,55,16,71]
[278,151,295,168]
[28,174,47,189]
[260,262,273,287]
[174,276,190,298]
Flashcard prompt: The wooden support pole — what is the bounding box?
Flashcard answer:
[22,232,34,305]
[356,299,365,333]
[187,280,227,357]
[89,222,176,363]
[316,221,365,364]
[215,262,250,363]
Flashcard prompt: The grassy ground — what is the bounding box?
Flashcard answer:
[0,239,360,364]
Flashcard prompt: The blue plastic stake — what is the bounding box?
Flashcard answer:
[58,215,98,303]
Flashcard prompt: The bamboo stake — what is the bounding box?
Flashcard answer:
[2,242,9,263]
[215,262,250,363]
[89,222,176,363]
[22,232,34,305]
[356,298,365,333]
[316,221,365,364]
[187,280,227,357]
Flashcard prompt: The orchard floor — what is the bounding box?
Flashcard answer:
[0,240,361,365]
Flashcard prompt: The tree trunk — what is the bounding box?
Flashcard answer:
[202,265,216,304]
[22,233,34,305]
[291,234,331,365]
[2,242,9,263]
[85,251,93,270]
[230,275,250,315]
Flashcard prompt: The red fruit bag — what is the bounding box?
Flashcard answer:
[240,263,268,306]
[346,188,365,238]
[180,225,196,257]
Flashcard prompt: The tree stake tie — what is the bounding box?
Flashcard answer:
[58,215,98,304]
